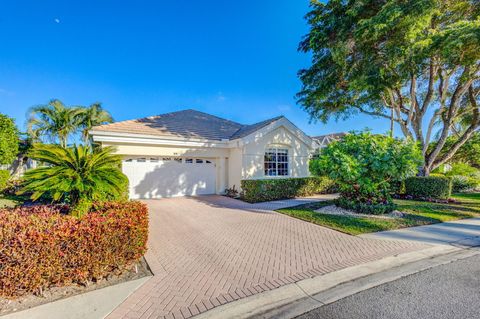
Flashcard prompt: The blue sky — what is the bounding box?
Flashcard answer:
[0,0,392,136]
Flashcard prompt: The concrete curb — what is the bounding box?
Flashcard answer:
[1,276,151,319]
[194,245,478,319]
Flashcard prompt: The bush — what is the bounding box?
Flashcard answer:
[241,176,336,203]
[310,131,422,212]
[451,175,480,193]
[0,114,19,165]
[335,197,397,215]
[405,176,452,199]
[20,144,128,217]
[0,201,148,297]
[0,170,9,191]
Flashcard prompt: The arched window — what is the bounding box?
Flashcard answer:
[264,147,289,176]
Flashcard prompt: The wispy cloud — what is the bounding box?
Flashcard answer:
[216,91,226,102]
[277,104,292,112]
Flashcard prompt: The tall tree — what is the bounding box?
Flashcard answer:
[298,0,480,175]
[27,99,84,147]
[78,103,113,144]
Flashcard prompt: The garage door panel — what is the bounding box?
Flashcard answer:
[123,159,216,199]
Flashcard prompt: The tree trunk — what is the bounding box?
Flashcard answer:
[418,165,430,177]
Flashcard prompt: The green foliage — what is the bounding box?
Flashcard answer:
[0,170,10,191]
[451,175,479,193]
[28,99,85,147]
[334,197,397,215]
[298,0,480,174]
[0,113,19,165]
[240,177,336,203]
[0,201,148,297]
[445,162,479,177]
[431,133,480,168]
[27,99,113,147]
[79,103,114,144]
[405,176,452,199]
[20,144,128,217]
[432,162,480,192]
[310,131,422,211]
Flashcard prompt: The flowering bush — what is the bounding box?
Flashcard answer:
[0,201,148,297]
[310,131,422,213]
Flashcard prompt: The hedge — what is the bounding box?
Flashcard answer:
[0,201,148,297]
[0,169,9,191]
[240,176,336,203]
[405,176,452,199]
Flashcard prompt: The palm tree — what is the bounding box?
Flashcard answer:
[27,99,84,147]
[78,103,113,144]
[20,144,128,217]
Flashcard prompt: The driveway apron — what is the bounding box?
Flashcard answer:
[108,196,426,319]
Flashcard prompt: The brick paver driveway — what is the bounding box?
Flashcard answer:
[109,196,425,319]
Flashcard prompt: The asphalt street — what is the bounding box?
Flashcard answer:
[296,253,480,319]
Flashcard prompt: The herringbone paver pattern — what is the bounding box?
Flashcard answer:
[108,196,426,319]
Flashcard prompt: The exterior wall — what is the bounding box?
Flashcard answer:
[101,142,229,158]
[103,141,229,195]
[228,147,243,190]
[241,126,312,180]
[99,125,313,194]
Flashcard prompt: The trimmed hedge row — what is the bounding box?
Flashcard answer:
[405,176,452,199]
[0,169,9,191]
[0,201,148,297]
[240,177,336,203]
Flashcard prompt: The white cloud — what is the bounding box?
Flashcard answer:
[277,104,292,112]
[216,92,226,102]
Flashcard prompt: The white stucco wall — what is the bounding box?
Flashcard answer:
[228,147,243,190]
[241,126,312,181]
[101,142,230,158]
[99,125,313,194]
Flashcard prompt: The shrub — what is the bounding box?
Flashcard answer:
[0,170,9,191]
[451,175,480,193]
[241,176,336,203]
[335,197,397,215]
[20,144,129,217]
[405,176,452,199]
[0,114,19,165]
[0,201,148,297]
[310,131,422,213]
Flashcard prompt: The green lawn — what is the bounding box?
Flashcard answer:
[277,194,480,235]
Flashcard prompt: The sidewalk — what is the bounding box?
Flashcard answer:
[360,217,480,247]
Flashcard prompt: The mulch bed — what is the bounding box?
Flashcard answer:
[0,258,152,316]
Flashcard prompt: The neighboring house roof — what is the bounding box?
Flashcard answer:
[312,132,347,147]
[91,109,284,142]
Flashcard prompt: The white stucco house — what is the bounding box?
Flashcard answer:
[90,109,342,199]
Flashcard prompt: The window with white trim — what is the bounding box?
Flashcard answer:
[264,148,289,176]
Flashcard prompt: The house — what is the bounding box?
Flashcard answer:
[90,109,335,199]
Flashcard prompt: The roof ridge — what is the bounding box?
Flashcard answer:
[229,115,284,139]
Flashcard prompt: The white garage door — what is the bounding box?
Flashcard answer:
[122,157,216,199]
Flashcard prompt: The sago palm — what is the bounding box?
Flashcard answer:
[79,103,114,144]
[27,99,84,147]
[20,144,128,217]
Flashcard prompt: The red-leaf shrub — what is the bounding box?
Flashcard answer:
[0,201,148,297]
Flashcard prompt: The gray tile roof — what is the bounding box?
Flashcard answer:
[312,132,347,147]
[91,109,283,141]
[230,116,284,140]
